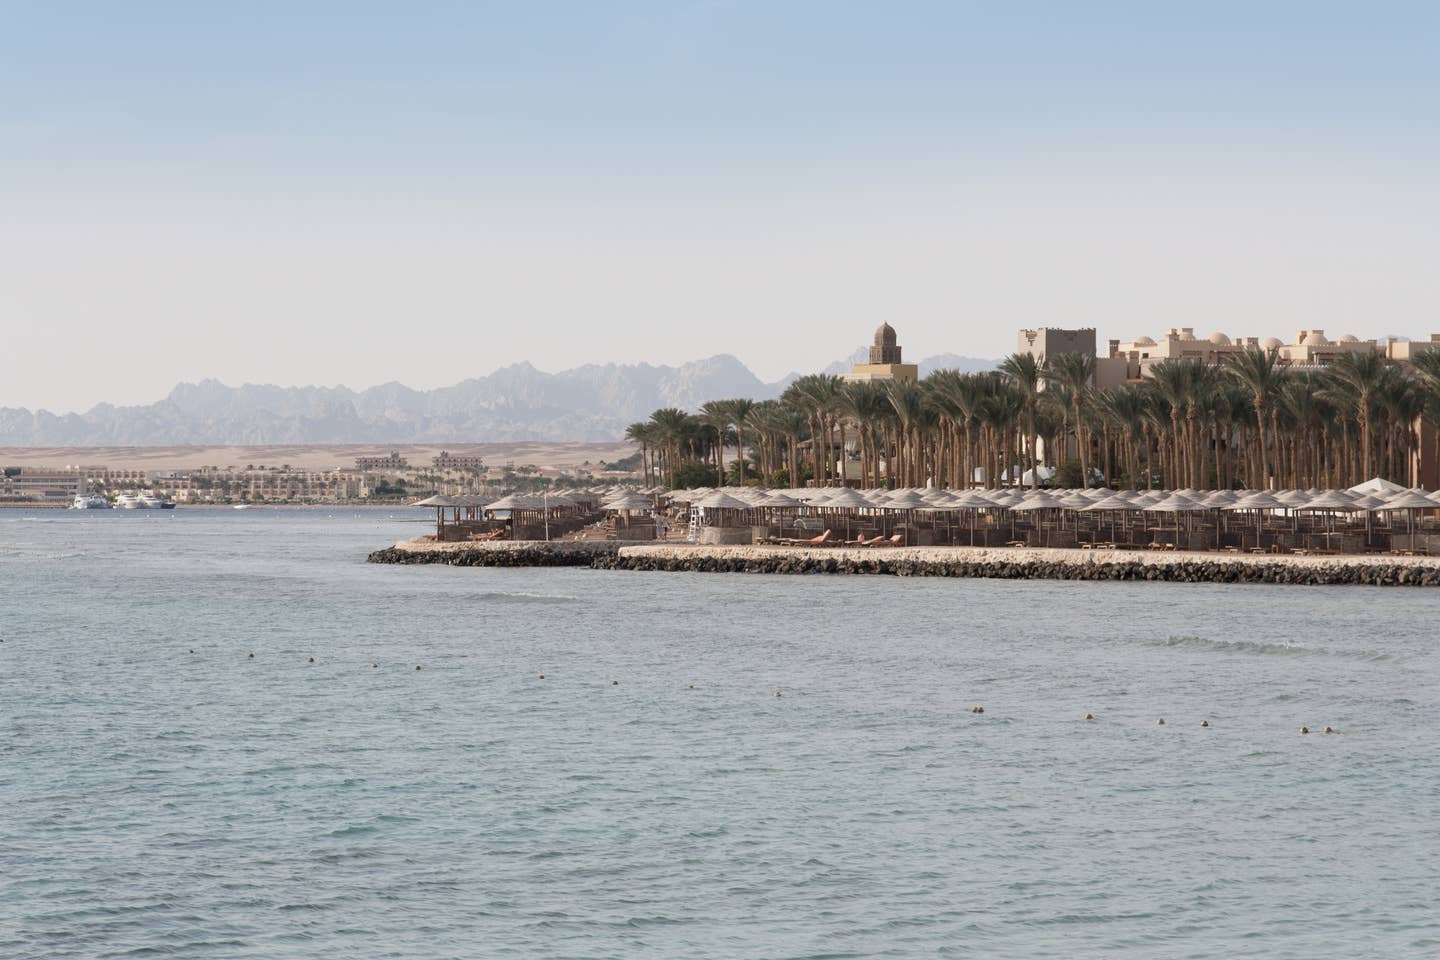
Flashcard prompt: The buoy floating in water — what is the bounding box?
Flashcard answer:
[774,691,781,697]
[1156,718,1165,726]
[1299,726,1310,734]
[415,665,422,671]
[1084,713,1095,721]
[371,662,379,669]
[538,674,545,679]
[308,657,315,664]
[970,706,984,714]
[1200,720,1210,728]
[1323,726,1335,734]
[248,653,255,659]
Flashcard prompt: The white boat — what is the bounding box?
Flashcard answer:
[114,491,170,509]
[233,504,251,510]
[71,495,112,510]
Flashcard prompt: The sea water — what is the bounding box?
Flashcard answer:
[2,509,1438,959]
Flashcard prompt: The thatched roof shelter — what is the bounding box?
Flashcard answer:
[1349,477,1408,496]
[695,491,751,510]
[1381,489,1440,510]
[604,492,655,512]
[819,488,873,510]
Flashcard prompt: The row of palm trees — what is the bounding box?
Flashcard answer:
[625,348,1440,491]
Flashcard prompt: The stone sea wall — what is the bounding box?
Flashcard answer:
[368,539,1440,587]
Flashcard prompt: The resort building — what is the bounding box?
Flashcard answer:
[1102,327,1415,379]
[1022,326,1440,385]
[845,324,919,383]
[432,450,486,471]
[1,470,88,503]
[1385,334,1440,362]
[354,451,409,470]
[1017,327,1130,389]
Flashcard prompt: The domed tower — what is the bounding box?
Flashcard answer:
[870,323,902,364]
[846,323,918,383]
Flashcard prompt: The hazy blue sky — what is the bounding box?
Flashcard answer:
[3,1,1439,412]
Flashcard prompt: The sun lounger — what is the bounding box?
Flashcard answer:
[783,529,834,546]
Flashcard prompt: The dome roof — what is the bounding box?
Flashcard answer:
[1132,336,1156,347]
[1308,332,1331,346]
[1261,337,1284,350]
[1178,330,1196,340]
[1208,332,1231,345]
[1339,334,1359,343]
[873,323,897,346]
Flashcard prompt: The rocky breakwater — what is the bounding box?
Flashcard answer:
[369,540,1440,586]
[590,544,1440,587]
[368,538,621,568]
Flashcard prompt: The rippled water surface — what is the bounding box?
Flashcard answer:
[3,508,1439,959]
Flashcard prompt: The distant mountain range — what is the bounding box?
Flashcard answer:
[0,353,996,445]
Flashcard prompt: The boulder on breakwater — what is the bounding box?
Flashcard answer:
[368,540,1440,587]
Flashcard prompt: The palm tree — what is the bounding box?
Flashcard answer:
[835,381,888,488]
[1223,347,1283,489]
[783,374,842,486]
[698,401,731,486]
[1148,359,1195,488]
[1096,385,1148,489]
[1377,370,1424,485]
[1413,352,1440,484]
[1325,351,1389,482]
[883,379,924,487]
[624,421,657,486]
[929,370,989,488]
[775,402,810,486]
[1042,352,1095,486]
[725,398,755,484]
[999,352,1046,489]
[647,407,698,488]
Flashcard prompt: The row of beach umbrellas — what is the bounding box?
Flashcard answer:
[664,483,1440,515]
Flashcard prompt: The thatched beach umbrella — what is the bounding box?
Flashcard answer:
[694,490,751,531]
[604,492,655,512]
[1080,493,1137,543]
[814,487,872,539]
[1348,476,1408,497]
[880,490,930,543]
[753,491,801,529]
[1225,490,1288,545]
[1381,489,1440,540]
[1145,493,1206,543]
[1295,489,1360,547]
